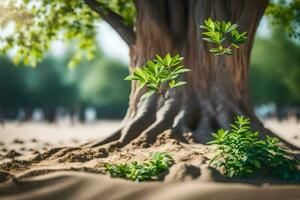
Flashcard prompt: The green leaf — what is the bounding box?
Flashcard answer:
[137,81,147,90]
[134,68,148,81]
[169,79,176,88]
[225,22,232,32]
[141,90,155,100]
[227,23,239,33]
[202,32,215,37]
[173,81,187,88]
[174,68,191,74]
[155,54,165,64]
[124,75,135,80]
[165,53,172,66]
[232,43,239,48]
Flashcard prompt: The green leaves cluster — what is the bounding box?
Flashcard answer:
[124,54,191,100]
[104,152,173,182]
[0,0,136,67]
[97,0,136,26]
[208,116,300,180]
[0,0,98,67]
[266,0,300,39]
[200,18,247,55]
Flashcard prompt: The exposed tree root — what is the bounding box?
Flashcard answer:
[83,95,159,148]
[1,92,299,181]
[83,88,300,151]
[131,96,182,147]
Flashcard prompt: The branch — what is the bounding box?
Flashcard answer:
[84,0,136,46]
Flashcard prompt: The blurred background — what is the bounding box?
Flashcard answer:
[0,20,299,144]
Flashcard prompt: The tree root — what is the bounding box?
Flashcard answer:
[1,91,299,179]
[84,89,261,150]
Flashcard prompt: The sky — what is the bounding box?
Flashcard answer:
[97,22,130,64]
[50,22,130,64]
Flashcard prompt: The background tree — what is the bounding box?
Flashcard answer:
[79,58,130,119]
[0,0,299,148]
[0,50,130,121]
[250,29,300,105]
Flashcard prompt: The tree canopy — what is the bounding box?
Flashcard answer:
[0,0,299,67]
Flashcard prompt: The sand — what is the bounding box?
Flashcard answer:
[1,171,300,200]
[0,120,299,200]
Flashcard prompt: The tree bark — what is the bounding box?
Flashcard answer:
[86,0,297,149]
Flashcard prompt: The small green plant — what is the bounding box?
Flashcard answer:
[124,54,191,100]
[200,18,248,55]
[208,116,299,180]
[104,152,173,182]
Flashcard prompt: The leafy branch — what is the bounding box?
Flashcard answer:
[124,54,191,100]
[200,18,248,55]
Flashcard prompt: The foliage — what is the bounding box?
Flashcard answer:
[79,58,130,107]
[266,0,300,39]
[208,116,300,180]
[250,29,300,104]
[0,49,130,118]
[0,55,77,109]
[124,54,190,100]
[97,0,136,26]
[0,0,299,67]
[0,0,135,67]
[200,18,247,55]
[0,0,98,67]
[104,152,173,181]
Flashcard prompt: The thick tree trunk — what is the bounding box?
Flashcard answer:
[88,0,297,149]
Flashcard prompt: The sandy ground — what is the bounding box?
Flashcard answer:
[1,171,300,200]
[0,119,299,200]
[0,118,299,153]
[0,120,120,144]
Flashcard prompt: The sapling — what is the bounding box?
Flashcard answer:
[200,18,248,55]
[104,152,173,182]
[124,54,191,100]
[208,116,300,180]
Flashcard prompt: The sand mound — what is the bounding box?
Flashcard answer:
[0,131,213,182]
[0,128,300,200]
[1,171,300,200]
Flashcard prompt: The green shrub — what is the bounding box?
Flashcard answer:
[124,54,190,100]
[104,152,173,181]
[200,18,247,55]
[208,116,300,180]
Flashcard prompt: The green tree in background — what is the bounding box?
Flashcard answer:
[250,29,300,105]
[80,59,130,108]
[0,50,130,120]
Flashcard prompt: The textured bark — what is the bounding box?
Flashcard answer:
[85,0,297,149]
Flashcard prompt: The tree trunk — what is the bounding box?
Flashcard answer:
[88,0,296,149]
